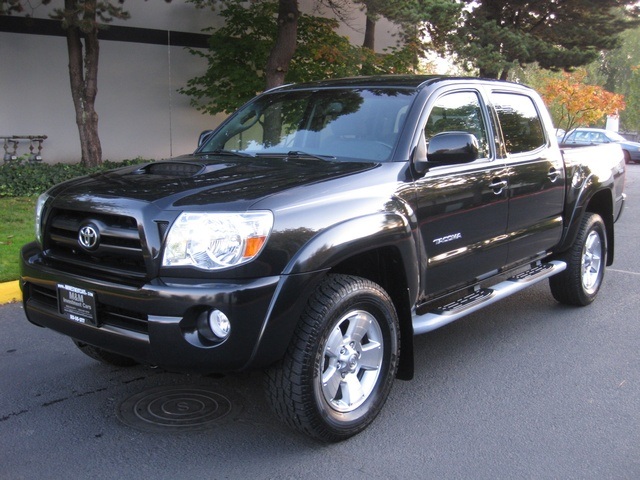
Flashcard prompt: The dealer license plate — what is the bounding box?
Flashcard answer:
[57,284,97,326]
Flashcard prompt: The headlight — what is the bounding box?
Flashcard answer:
[162,211,273,270]
[35,191,51,245]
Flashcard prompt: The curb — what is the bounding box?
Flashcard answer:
[0,281,21,305]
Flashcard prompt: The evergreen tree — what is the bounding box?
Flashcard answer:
[453,0,640,79]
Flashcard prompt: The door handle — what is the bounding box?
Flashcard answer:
[489,179,508,194]
[547,168,560,183]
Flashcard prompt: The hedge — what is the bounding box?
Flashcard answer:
[0,158,151,197]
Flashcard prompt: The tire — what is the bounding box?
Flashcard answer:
[265,274,400,442]
[549,213,607,306]
[623,150,631,164]
[72,339,138,367]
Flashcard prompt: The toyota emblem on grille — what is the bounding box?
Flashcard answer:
[78,224,100,250]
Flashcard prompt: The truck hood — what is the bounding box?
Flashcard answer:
[52,155,378,210]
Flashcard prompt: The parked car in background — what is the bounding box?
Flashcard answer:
[561,127,640,164]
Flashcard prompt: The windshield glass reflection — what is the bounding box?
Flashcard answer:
[199,88,416,162]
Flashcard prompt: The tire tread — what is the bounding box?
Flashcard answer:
[264,274,399,441]
[549,213,606,306]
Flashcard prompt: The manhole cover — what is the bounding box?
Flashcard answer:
[117,385,240,432]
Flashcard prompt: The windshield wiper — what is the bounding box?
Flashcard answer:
[287,151,337,161]
[200,149,255,158]
[255,150,337,161]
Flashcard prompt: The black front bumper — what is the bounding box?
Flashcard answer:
[21,242,286,373]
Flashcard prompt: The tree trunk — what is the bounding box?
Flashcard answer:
[264,0,300,90]
[65,0,102,167]
[363,15,376,50]
[479,67,500,79]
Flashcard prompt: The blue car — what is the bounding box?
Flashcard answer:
[562,127,640,164]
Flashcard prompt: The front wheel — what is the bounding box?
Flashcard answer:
[265,274,400,442]
[549,213,607,306]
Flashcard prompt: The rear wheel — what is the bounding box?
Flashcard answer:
[549,213,607,306]
[265,274,400,442]
[73,340,138,367]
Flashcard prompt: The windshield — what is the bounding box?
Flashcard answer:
[198,88,417,162]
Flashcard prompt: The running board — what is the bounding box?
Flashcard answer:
[412,260,567,335]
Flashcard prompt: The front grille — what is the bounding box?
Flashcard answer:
[44,208,147,283]
[30,283,57,308]
[27,283,149,334]
[100,304,148,334]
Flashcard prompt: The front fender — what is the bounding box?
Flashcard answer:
[246,212,419,369]
[284,212,417,282]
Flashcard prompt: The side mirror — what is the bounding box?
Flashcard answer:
[198,130,214,148]
[427,131,479,164]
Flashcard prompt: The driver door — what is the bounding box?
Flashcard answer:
[414,89,510,298]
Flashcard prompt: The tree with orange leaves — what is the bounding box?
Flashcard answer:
[540,70,626,139]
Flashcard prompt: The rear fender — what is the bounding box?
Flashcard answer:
[558,170,615,265]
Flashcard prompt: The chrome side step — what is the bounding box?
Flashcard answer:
[412,260,567,335]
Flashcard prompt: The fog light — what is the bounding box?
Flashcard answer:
[208,309,231,340]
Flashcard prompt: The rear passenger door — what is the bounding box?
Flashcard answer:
[490,91,565,265]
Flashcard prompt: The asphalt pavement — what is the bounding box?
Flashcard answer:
[1,167,638,479]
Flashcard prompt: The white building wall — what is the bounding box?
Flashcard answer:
[0,1,400,163]
[1,32,215,162]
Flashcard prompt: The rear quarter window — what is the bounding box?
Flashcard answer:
[491,93,546,154]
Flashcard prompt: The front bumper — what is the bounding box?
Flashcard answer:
[21,242,286,373]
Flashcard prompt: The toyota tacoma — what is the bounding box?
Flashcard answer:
[21,76,626,441]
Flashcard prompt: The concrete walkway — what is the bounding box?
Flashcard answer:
[0,281,20,304]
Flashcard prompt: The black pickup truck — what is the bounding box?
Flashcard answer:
[21,76,626,441]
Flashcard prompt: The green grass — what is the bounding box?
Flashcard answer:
[0,197,36,282]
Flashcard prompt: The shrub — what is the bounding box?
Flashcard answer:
[0,158,151,197]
